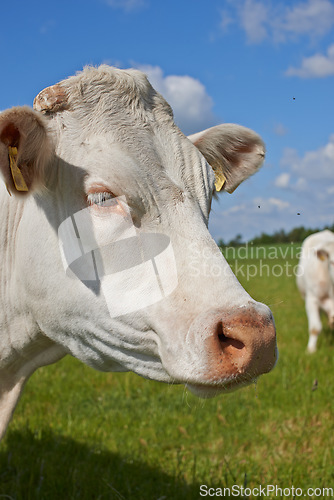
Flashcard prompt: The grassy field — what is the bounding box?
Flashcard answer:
[1,244,333,499]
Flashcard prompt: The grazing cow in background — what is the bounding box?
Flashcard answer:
[0,65,277,440]
[297,230,334,352]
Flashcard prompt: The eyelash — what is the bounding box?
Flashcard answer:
[87,192,115,206]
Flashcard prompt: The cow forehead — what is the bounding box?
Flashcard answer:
[48,66,176,159]
[51,66,199,170]
[59,65,174,129]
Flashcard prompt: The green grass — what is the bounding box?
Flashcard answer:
[1,244,334,499]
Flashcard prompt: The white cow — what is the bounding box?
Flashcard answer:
[297,230,334,352]
[0,65,277,439]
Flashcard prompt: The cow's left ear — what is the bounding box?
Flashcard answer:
[0,106,53,195]
[188,124,265,193]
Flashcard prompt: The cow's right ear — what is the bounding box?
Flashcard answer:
[317,249,328,261]
[0,106,53,195]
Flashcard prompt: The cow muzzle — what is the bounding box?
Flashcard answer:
[180,301,277,397]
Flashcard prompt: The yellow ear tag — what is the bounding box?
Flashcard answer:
[8,147,29,192]
[318,251,327,261]
[214,171,226,192]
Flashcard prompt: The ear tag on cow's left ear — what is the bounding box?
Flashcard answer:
[8,147,29,192]
[214,171,226,192]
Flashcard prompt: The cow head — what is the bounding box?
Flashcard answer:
[0,66,276,403]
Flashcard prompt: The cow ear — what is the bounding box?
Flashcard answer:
[317,249,328,261]
[188,124,265,193]
[0,106,53,195]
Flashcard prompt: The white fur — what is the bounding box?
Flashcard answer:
[297,230,334,352]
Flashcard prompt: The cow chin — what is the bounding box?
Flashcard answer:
[185,377,254,399]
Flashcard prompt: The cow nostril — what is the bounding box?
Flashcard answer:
[217,323,244,351]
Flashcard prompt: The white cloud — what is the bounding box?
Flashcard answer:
[271,134,334,222]
[105,0,147,11]
[223,0,334,44]
[223,203,247,215]
[239,0,269,44]
[222,196,290,217]
[295,177,308,190]
[275,172,291,188]
[280,134,334,181]
[282,0,334,38]
[209,184,334,241]
[270,198,290,209]
[286,44,334,78]
[274,172,309,191]
[274,123,288,136]
[220,10,234,32]
[254,197,290,212]
[136,65,218,135]
[209,194,292,241]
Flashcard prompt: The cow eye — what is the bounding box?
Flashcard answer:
[87,192,115,207]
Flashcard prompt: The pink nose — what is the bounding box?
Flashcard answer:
[187,302,277,391]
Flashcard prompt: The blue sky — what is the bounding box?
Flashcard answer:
[1,0,334,242]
